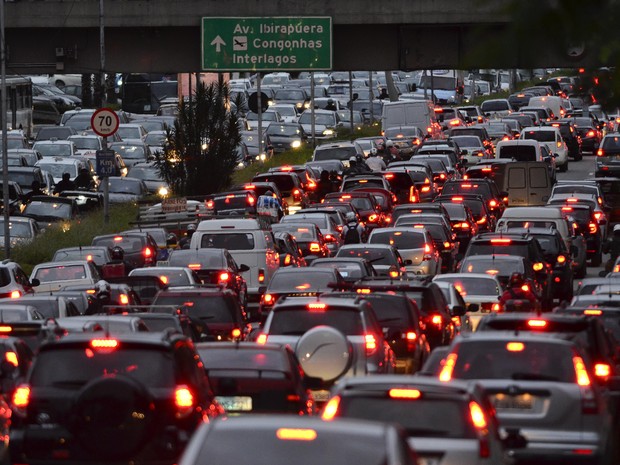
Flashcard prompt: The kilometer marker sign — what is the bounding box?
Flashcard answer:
[201,17,332,71]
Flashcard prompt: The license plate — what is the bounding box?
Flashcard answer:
[216,396,252,412]
[418,458,440,465]
[492,393,534,410]
[311,390,331,402]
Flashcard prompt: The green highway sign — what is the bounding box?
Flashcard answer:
[201,17,332,71]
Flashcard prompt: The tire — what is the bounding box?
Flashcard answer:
[559,161,568,172]
[71,376,154,460]
[296,326,352,382]
[574,152,583,161]
[591,250,603,267]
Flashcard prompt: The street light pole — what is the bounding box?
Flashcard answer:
[99,0,106,107]
[1,0,9,258]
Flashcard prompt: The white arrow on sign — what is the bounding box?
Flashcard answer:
[211,35,226,52]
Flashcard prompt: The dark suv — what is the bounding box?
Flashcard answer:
[92,232,159,271]
[10,332,224,465]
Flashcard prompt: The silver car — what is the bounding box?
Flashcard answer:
[438,332,612,465]
[323,376,507,465]
[368,227,441,276]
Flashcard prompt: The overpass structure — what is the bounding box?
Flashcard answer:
[4,0,594,74]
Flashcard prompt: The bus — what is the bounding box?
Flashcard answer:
[4,76,33,139]
[120,73,178,114]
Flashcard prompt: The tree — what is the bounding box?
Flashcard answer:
[153,80,241,197]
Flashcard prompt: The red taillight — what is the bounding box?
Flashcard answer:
[409,186,417,203]
[5,351,17,367]
[175,385,194,409]
[218,271,230,282]
[470,401,490,458]
[594,211,603,221]
[119,294,129,305]
[389,388,421,399]
[489,199,498,208]
[258,269,265,283]
[309,242,321,252]
[12,385,30,412]
[308,302,327,311]
[256,333,268,344]
[424,243,432,253]
[589,222,598,234]
[594,363,611,380]
[439,353,457,382]
[491,238,511,244]
[262,293,275,304]
[368,214,378,222]
[430,314,443,328]
[527,319,547,328]
[573,356,591,387]
[597,148,604,156]
[587,130,596,137]
[91,339,119,349]
[10,290,20,299]
[231,328,242,339]
[557,254,567,264]
[365,334,377,354]
[406,331,417,341]
[321,395,340,421]
[143,247,153,258]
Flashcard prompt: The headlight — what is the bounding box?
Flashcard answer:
[296,103,303,108]
[291,140,302,149]
[323,129,334,136]
[158,186,169,197]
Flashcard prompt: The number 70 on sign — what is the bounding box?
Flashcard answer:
[91,108,120,137]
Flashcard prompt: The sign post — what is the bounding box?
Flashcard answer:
[91,108,120,225]
[201,17,332,71]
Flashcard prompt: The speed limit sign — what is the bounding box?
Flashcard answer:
[91,108,120,137]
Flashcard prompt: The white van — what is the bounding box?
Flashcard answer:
[496,139,556,179]
[500,161,553,206]
[381,100,442,139]
[190,218,279,308]
[519,126,568,171]
[496,206,574,251]
[528,96,566,119]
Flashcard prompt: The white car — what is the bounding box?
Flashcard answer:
[129,266,200,287]
[67,134,104,157]
[30,260,100,294]
[32,139,78,158]
[520,126,568,171]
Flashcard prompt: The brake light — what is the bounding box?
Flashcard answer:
[476,217,487,225]
[594,363,611,380]
[573,356,591,386]
[143,247,153,257]
[594,211,603,221]
[321,395,341,421]
[488,199,498,208]
[506,342,524,352]
[308,302,327,311]
[424,243,432,253]
[527,319,547,328]
[276,428,317,441]
[452,196,463,202]
[231,328,242,339]
[258,269,265,283]
[10,290,20,299]
[587,130,596,137]
[533,262,544,271]
[557,255,566,264]
[597,148,604,156]
[5,351,17,367]
[491,238,511,244]
[406,331,417,341]
[481,167,492,172]
[431,314,443,328]
[175,385,194,409]
[443,241,452,249]
[454,222,470,229]
[368,214,378,222]
[439,353,457,382]
[256,333,267,344]
[439,173,447,180]
[409,186,417,203]
[244,184,255,189]
[119,294,129,305]
[12,385,30,411]
[0,326,11,333]
[91,339,119,349]
[324,234,335,242]
[521,284,530,292]
[469,401,487,429]
[589,222,598,234]
[384,173,394,179]
[365,334,377,354]
[160,276,169,285]
[584,309,603,316]
[113,236,123,242]
[247,195,256,206]
[389,389,421,399]
[492,303,501,312]
[421,186,430,193]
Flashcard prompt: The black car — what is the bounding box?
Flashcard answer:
[265,122,307,154]
[91,232,159,271]
[196,342,317,415]
[553,120,582,160]
[9,332,224,465]
[23,196,79,228]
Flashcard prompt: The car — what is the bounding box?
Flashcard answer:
[450,135,491,165]
[0,217,40,250]
[436,332,612,465]
[0,294,82,318]
[279,212,343,253]
[196,342,316,415]
[109,142,152,168]
[322,376,505,465]
[265,122,307,154]
[311,142,361,167]
[144,130,168,155]
[9,331,224,465]
[22,196,79,229]
[271,223,331,261]
[298,109,340,140]
[106,275,167,306]
[324,191,385,229]
[166,248,249,310]
[35,156,91,184]
[127,162,169,195]
[571,116,602,153]
[551,120,582,160]
[91,232,159,271]
[117,123,148,144]
[520,126,569,172]
[440,178,507,218]
[32,139,78,158]
[67,134,104,157]
[130,266,200,287]
[383,126,425,156]
[383,167,437,202]
[34,125,77,141]
[52,246,112,271]
[29,260,100,294]
[251,171,309,213]
[335,243,406,277]
[0,260,38,299]
[151,285,247,341]
[368,227,441,276]
[179,416,416,465]
[309,257,378,282]
[435,201,479,254]
[258,267,344,316]
[434,194,495,233]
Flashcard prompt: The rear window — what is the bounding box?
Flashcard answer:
[154,294,237,323]
[132,269,191,286]
[30,347,175,388]
[499,145,537,160]
[200,233,255,250]
[0,268,11,287]
[441,183,491,197]
[337,247,396,266]
[532,235,561,255]
[452,340,576,382]
[281,216,328,229]
[369,231,426,249]
[603,136,620,150]
[269,308,363,335]
[481,101,509,111]
[198,348,287,371]
[168,251,225,269]
[93,236,144,253]
[523,130,555,142]
[339,396,473,439]
[343,179,385,190]
[139,316,181,333]
[311,262,365,279]
[271,224,318,241]
[34,265,87,282]
[253,175,295,192]
[461,257,525,276]
[313,147,357,161]
[434,277,500,296]
[267,271,334,292]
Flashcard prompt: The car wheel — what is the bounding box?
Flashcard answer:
[71,376,154,460]
[574,152,583,161]
[559,161,568,172]
[591,250,602,267]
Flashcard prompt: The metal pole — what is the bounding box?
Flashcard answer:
[257,73,263,157]
[369,71,374,124]
[430,69,435,105]
[423,70,428,99]
[0,0,8,258]
[99,0,105,107]
[310,72,315,147]
[348,71,354,134]
[103,136,109,224]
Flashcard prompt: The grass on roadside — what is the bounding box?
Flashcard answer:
[10,203,139,275]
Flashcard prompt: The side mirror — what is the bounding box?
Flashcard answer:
[239,264,250,272]
[30,278,40,287]
[461,149,468,155]
[467,303,479,313]
[499,191,509,198]
[553,153,559,158]
[451,305,466,317]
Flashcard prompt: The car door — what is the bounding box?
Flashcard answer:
[528,163,552,206]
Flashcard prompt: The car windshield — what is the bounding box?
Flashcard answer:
[37,163,78,179]
[275,90,305,100]
[105,179,142,194]
[168,251,224,269]
[144,133,167,146]
[154,295,237,323]
[299,113,336,125]
[34,264,86,283]
[24,201,72,219]
[53,249,108,266]
[267,124,301,137]
[281,216,327,229]
[253,175,295,192]
[34,143,72,157]
[0,221,32,238]
[370,231,426,249]
[451,340,576,382]
[200,233,255,250]
[198,347,287,371]
[92,236,144,253]
[312,262,364,279]
[70,138,100,150]
[271,224,318,241]
[117,127,142,139]
[451,136,483,148]
[111,145,147,160]
[603,136,620,150]
[385,128,420,138]
[128,166,163,182]
[30,348,175,388]
[314,147,357,161]
[481,101,509,111]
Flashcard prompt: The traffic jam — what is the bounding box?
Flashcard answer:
[2,69,620,465]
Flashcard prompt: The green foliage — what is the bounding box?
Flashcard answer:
[153,81,242,196]
[336,124,382,140]
[232,146,313,185]
[9,204,138,275]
